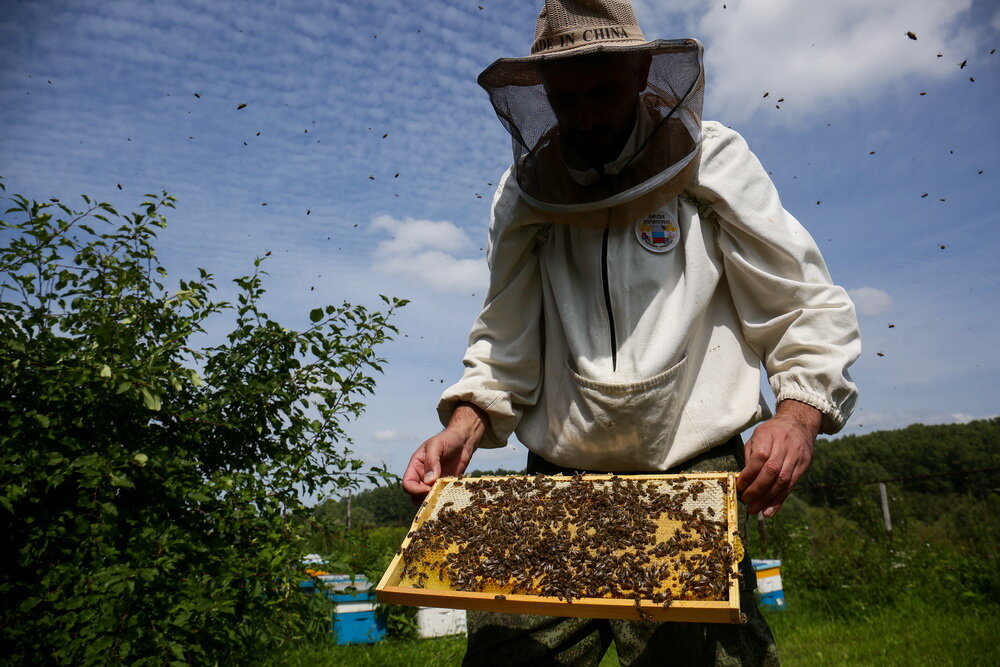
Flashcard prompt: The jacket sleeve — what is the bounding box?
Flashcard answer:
[687,121,861,434]
[436,168,547,447]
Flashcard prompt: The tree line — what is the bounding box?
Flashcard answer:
[801,417,999,505]
[312,418,999,528]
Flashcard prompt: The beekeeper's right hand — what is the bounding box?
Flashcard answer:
[401,403,489,505]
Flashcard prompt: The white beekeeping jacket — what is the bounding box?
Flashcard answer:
[439,121,861,471]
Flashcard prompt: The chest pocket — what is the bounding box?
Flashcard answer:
[541,353,692,471]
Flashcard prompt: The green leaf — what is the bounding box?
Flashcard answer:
[188,369,205,387]
[99,364,111,378]
[109,472,134,488]
[309,307,323,323]
[140,388,161,411]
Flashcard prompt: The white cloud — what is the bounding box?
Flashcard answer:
[372,429,408,442]
[370,215,489,294]
[683,0,978,123]
[371,215,472,255]
[848,286,892,316]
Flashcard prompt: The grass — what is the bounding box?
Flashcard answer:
[766,598,999,666]
[261,596,999,666]
[262,635,466,666]
[263,633,620,666]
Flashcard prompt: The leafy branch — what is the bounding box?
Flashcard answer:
[0,183,405,664]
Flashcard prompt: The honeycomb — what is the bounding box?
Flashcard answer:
[397,474,740,612]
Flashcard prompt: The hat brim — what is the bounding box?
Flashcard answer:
[477,38,702,89]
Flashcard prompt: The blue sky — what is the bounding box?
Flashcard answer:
[2,0,998,484]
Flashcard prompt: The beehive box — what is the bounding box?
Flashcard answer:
[377,473,744,623]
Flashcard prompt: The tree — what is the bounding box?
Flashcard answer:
[0,184,406,665]
[362,483,417,525]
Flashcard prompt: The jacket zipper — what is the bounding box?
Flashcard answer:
[601,227,618,372]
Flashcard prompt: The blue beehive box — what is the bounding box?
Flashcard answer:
[317,574,376,602]
[301,574,385,644]
[331,599,387,645]
[751,559,786,610]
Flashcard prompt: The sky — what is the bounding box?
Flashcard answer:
[2,0,998,489]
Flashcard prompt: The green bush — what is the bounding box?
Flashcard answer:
[746,488,999,619]
[0,185,405,665]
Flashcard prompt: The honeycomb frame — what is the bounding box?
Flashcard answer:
[376,473,743,623]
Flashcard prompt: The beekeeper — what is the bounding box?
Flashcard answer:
[402,1,860,664]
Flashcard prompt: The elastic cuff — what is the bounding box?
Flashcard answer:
[774,389,845,434]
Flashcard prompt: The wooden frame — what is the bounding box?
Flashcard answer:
[376,473,742,623]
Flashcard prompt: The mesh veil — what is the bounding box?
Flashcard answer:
[478,39,704,229]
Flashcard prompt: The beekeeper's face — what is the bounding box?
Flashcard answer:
[541,52,651,169]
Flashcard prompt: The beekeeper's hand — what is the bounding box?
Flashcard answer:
[737,399,822,517]
[402,403,489,505]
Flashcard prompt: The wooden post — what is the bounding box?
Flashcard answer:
[346,489,353,532]
[878,482,892,541]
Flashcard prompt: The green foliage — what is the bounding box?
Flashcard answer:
[466,467,525,477]
[746,420,999,620]
[361,484,419,526]
[310,484,417,529]
[0,186,406,665]
[801,418,1000,506]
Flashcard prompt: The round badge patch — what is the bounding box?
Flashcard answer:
[635,212,680,253]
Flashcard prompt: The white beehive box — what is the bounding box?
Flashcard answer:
[416,607,467,638]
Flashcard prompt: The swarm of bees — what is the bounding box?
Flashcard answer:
[398,474,739,611]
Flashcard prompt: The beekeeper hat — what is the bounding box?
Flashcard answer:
[478,0,705,228]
